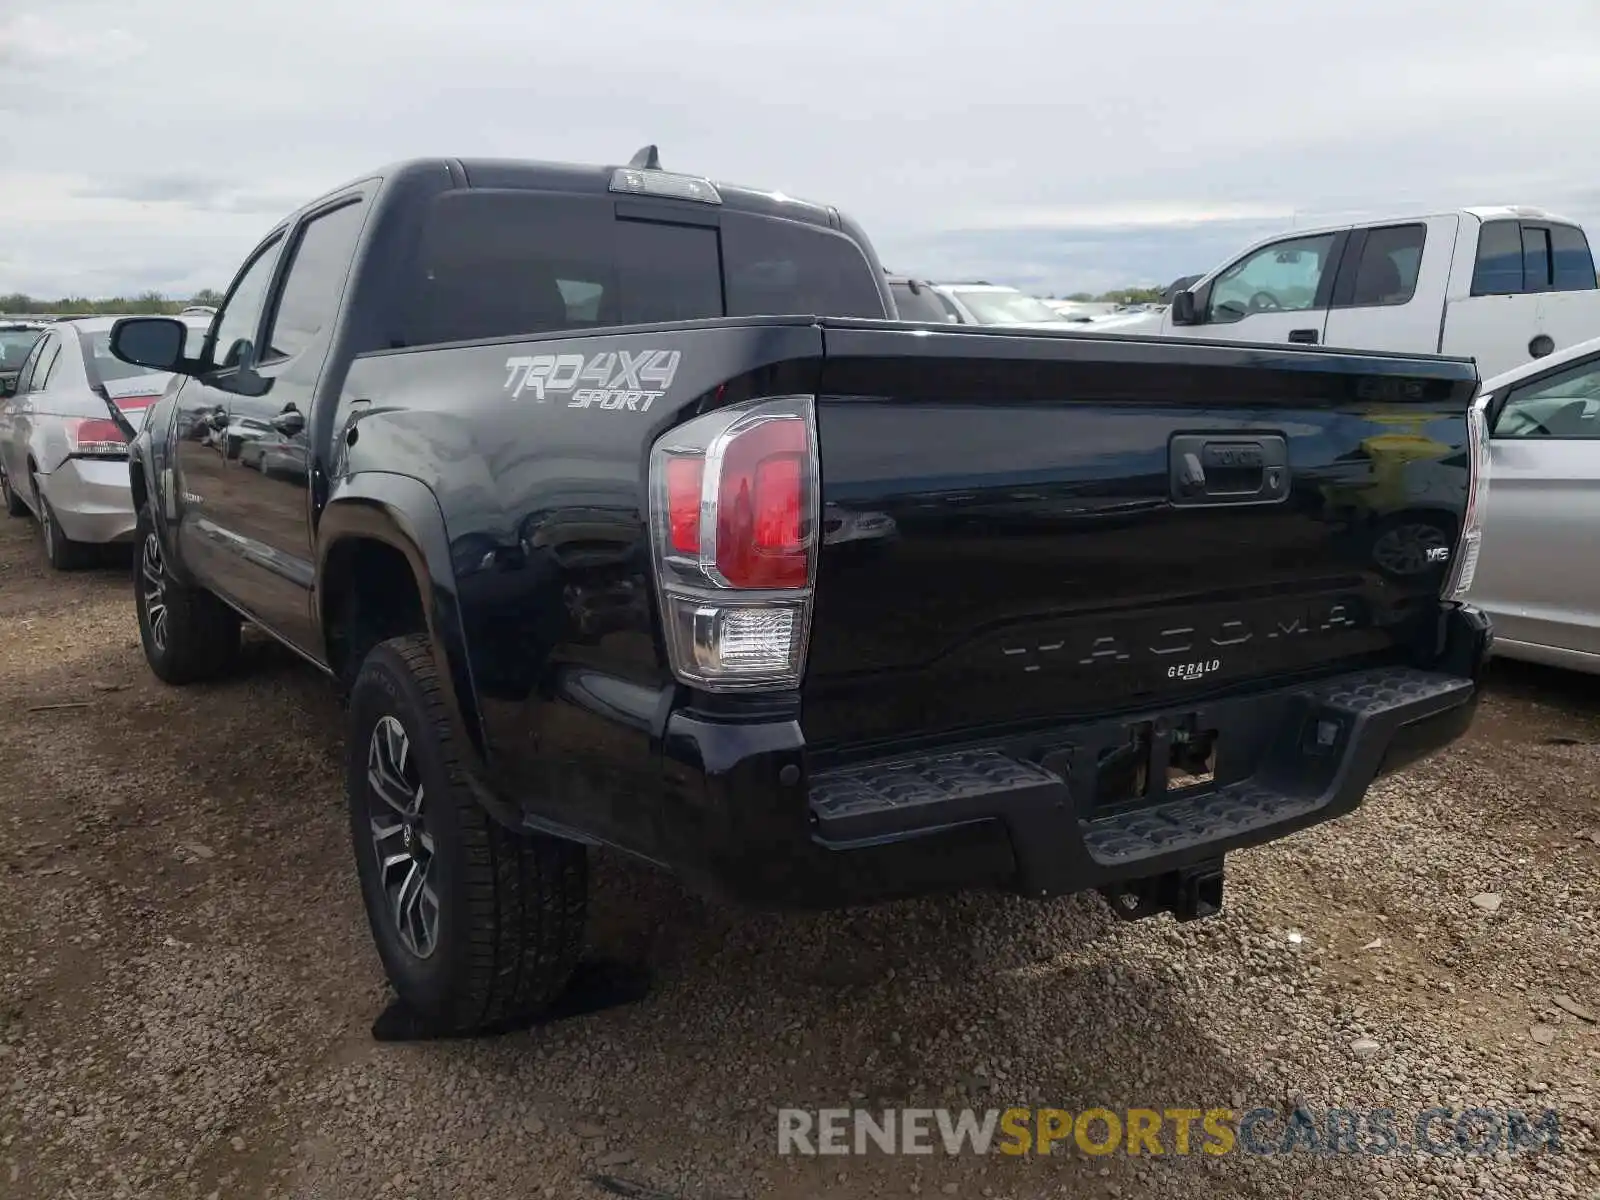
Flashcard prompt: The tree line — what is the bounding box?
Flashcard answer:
[0,290,225,317]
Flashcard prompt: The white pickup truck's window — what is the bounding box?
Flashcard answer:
[1496,357,1600,439]
[1208,233,1337,321]
[1345,224,1426,307]
[1473,220,1596,296]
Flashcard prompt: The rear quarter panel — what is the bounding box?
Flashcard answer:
[332,319,822,852]
[1441,290,1600,380]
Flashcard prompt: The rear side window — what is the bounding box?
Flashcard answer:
[1550,224,1596,290]
[32,336,64,391]
[720,212,885,319]
[891,281,959,323]
[1342,224,1426,307]
[1473,219,1597,295]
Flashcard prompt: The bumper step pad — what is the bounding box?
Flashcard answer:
[808,667,1474,871]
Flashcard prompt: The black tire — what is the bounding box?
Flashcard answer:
[133,503,241,683]
[34,473,93,571]
[347,634,586,1034]
[0,461,25,517]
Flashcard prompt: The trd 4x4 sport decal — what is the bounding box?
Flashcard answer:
[503,349,682,411]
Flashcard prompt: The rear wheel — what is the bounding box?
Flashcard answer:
[133,502,241,683]
[34,473,92,571]
[347,634,587,1033]
[0,461,25,517]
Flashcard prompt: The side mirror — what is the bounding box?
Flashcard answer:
[1170,290,1200,326]
[109,317,196,375]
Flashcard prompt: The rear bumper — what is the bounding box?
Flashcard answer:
[39,457,135,544]
[656,604,1491,910]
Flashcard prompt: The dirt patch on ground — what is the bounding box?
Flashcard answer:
[0,513,1595,1200]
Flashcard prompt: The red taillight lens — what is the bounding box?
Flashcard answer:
[66,418,129,457]
[715,417,808,588]
[113,394,160,413]
[665,455,704,554]
[649,395,818,691]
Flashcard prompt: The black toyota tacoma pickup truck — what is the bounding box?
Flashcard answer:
[104,149,1492,1034]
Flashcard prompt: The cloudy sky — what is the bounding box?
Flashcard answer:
[5,0,1600,300]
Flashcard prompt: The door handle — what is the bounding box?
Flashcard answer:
[1170,434,1290,506]
[1288,329,1319,345]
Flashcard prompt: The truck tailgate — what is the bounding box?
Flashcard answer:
[804,322,1479,750]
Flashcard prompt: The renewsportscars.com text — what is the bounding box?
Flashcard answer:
[777,1106,1563,1158]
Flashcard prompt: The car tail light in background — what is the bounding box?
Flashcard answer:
[1446,398,1491,600]
[111,394,160,413]
[649,395,819,690]
[64,417,129,459]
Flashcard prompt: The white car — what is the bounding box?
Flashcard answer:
[0,315,210,568]
[1463,333,1600,673]
[1116,207,1600,382]
[929,283,1074,330]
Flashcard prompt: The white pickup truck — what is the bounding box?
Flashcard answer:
[1113,207,1600,381]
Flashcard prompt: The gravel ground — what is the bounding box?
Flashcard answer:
[0,512,1596,1200]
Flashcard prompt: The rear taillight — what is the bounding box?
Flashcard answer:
[65,417,129,459]
[112,394,160,413]
[649,395,819,690]
[1446,398,1491,600]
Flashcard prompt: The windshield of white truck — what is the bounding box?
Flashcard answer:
[401,191,885,347]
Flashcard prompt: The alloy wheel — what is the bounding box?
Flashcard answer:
[140,532,170,652]
[366,715,439,959]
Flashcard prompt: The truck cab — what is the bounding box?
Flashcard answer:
[1141,208,1599,381]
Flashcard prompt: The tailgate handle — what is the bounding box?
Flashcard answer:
[1170,434,1290,507]
[1288,328,1319,344]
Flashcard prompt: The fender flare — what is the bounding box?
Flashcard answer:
[317,472,489,767]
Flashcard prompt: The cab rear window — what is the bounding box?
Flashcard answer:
[400,190,885,348]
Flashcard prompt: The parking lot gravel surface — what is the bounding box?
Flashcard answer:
[0,513,1596,1200]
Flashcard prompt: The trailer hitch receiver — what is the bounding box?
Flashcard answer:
[1100,857,1225,923]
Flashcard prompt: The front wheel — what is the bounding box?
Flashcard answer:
[133,503,241,683]
[347,634,587,1033]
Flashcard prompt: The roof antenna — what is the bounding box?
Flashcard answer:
[628,144,661,170]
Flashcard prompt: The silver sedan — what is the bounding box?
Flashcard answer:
[0,316,207,569]
[1465,332,1600,673]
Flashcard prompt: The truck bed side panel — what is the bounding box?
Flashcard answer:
[334,319,824,850]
